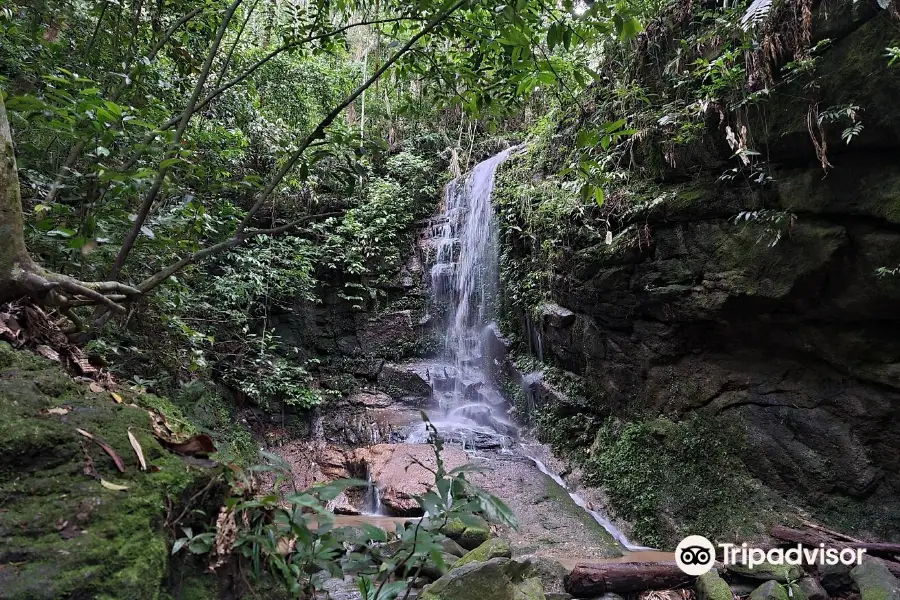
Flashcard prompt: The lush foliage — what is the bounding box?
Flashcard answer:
[174,420,516,599]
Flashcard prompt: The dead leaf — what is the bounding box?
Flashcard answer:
[100,479,128,491]
[89,382,103,393]
[164,433,216,457]
[127,429,147,471]
[76,428,126,473]
[55,517,79,539]
[110,392,123,404]
[210,506,237,571]
[36,344,60,362]
[41,407,69,416]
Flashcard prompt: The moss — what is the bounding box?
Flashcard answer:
[697,570,734,600]
[728,562,803,583]
[538,412,788,548]
[0,343,220,600]
[452,538,512,569]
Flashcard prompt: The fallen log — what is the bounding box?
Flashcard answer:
[565,562,694,597]
[771,526,900,556]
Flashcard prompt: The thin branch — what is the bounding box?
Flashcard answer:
[237,0,468,233]
[245,211,341,236]
[108,0,244,280]
[138,211,340,294]
[41,6,204,205]
[215,0,259,88]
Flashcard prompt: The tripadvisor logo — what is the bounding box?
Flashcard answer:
[675,535,867,576]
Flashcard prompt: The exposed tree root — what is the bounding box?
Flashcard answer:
[3,260,142,322]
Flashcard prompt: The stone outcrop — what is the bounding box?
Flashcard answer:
[497,0,900,542]
[309,443,468,515]
[421,557,546,600]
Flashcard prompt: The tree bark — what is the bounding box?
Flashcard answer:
[564,562,694,597]
[1,95,139,310]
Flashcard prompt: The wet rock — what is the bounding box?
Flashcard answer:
[348,390,393,408]
[442,516,492,550]
[727,561,803,583]
[482,323,512,360]
[749,581,791,600]
[453,538,512,569]
[421,557,544,600]
[697,569,734,600]
[818,563,853,594]
[379,364,433,399]
[359,444,468,515]
[798,577,829,600]
[850,560,900,600]
[546,594,573,600]
[538,302,576,328]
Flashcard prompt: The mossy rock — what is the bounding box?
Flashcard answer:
[0,343,223,600]
[453,538,512,569]
[749,581,792,600]
[697,569,734,600]
[421,557,542,600]
[727,561,803,583]
[442,516,492,550]
[850,560,900,600]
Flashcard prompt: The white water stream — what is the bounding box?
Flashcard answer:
[399,147,649,552]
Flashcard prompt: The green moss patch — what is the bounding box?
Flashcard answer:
[0,343,222,600]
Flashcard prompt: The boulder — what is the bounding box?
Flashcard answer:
[453,538,512,569]
[517,555,569,595]
[749,581,790,600]
[727,561,803,583]
[357,444,468,515]
[538,302,576,328]
[697,569,734,600]
[439,537,467,558]
[419,552,459,581]
[421,557,545,600]
[850,560,900,600]
[442,516,492,550]
[798,577,828,600]
[379,363,433,399]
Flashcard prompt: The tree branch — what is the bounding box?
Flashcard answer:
[41,6,205,205]
[108,0,244,281]
[237,0,468,233]
[137,211,339,294]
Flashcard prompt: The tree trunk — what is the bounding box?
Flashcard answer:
[565,562,694,597]
[0,91,45,303]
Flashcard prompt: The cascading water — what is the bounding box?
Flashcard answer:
[404,146,649,552]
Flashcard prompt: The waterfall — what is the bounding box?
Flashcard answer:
[413,146,650,552]
[431,146,520,385]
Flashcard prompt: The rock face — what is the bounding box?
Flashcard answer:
[313,443,469,515]
[0,343,219,599]
[497,0,900,542]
